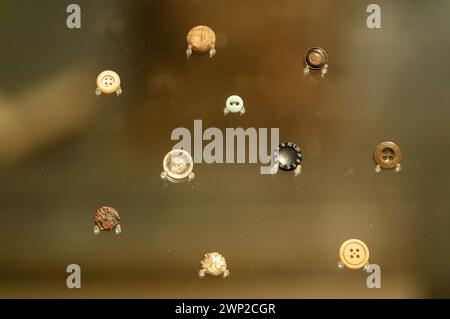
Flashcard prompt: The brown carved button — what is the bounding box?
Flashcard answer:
[373,141,402,172]
[303,47,328,78]
[94,206,121,235]
[186,25,216,58]
[339,239,370,270]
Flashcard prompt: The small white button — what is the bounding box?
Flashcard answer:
[224,95,245,115]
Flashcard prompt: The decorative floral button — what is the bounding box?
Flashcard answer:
[271,142,303,176]
[93,206,121,235]
[224,95,245,115]
[161,149,195,183]
[373,141,402,173]
[198,252,230,278]
[338,239,370,270]
[303,47,328,78]
[186,25,216,58]
[95,70,122,96]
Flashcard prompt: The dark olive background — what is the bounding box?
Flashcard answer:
[0,0,449,298]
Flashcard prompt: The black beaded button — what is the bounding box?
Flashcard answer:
[276,142,302,171]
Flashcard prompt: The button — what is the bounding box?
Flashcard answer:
[303,47,328,78]
[339,239,370,270]
[224,95,245,115]
[161,149,195,183]
[186,25,216,58]
[271,142,302,176]
[373,141,402,172]
[94,206,121,235]
[95,70,122,96]
[198,252,230,278]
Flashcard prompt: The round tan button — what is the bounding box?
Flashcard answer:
[339,239,369,269]
[187,25,216,52]
[96,70,121,95]
[373,141,402,170]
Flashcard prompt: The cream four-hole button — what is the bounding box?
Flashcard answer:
[339,239,370,270]
[95,70,122,96]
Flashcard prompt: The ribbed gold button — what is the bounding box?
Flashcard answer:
[304,47,328,77]
[306,48,327,69]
